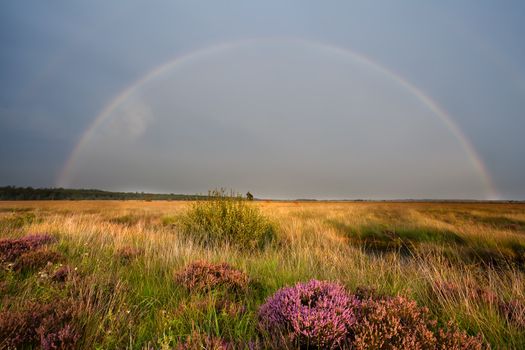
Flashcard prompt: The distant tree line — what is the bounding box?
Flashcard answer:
[0,186,209,201]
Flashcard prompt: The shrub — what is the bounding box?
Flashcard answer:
[352,296,438,349]
[175,261,249,294]
[353,295,488,350]
[13,249,63,272]
[0,299,80,349]
[258,280,488,349]
[179,189,275,250]
[39,323,80,350]
[435,322,488,350]
[51,265,75,282]
[354,286,382,301]
[0,233,56,262]
[258,279,359,349]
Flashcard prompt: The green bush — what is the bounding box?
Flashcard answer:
[179,190,275,250]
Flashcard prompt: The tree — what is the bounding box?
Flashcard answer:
[246,192,254,201]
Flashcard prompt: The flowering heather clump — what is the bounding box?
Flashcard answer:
[352,296,437,349]
[51,265,75,282]
[175,261,249,293]
[435,322,487,350]
[37,323,80,350]
[353,295,488,350]
[0,233,56,262]
[258,279,359,349]
[354,286,382,301]
[13,249,63,272]
[116,246,143,264]
[0,299,80,349]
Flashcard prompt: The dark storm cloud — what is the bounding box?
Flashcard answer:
[1,1,525,199]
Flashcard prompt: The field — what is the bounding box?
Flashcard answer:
[1,200,524,349]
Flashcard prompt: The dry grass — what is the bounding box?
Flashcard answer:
[0,200,524,349]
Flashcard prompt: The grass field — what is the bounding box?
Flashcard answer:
[1,200,524,349]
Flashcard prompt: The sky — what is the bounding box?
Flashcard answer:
[1,1,524,199]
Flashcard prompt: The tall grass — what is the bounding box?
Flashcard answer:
[0,200,524,348]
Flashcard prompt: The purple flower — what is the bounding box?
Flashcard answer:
[0,234,56,262]
[258,279,359,349]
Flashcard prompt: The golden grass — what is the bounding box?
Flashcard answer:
[1,200,524,348]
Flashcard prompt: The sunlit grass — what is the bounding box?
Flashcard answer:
[0,200,524,348]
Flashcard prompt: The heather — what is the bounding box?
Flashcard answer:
[352,296,486,350]
[175,260,249,294]
[258,280,487,349]
[51,265,75,282]
[0,200,524,348]
[13,249,63,272]
[0,299,81,349]
[258,280,359,348]
[0,233,56,262]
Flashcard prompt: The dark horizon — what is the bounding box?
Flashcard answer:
[2,185,524,203]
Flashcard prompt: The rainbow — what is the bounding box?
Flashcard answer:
[56,37,498,199]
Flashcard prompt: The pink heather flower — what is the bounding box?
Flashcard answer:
[258,279,359,349]
[0,234,56,262]
[175,261,249,293]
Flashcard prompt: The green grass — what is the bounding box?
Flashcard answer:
[1,200,524,348]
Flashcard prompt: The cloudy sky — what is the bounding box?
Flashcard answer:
[1,1,524,199]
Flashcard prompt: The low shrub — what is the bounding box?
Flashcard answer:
[175,261,249,294]
[353,295,488,350]
[0,299,80,349]
[51,265,75,282]
[435,322,488,350]
[13,249,63,272]
[179,189,275,250]
[258,279,488,349]
[353,296,438,349]
[258,279,359,349]
[354,286,382,301]
[0,233,56,262]
[39,323,80,350]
